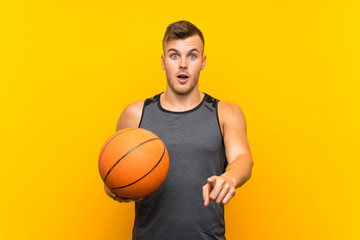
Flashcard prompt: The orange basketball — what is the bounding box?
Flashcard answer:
[98,127,169,199]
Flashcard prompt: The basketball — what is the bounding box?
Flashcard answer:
[98,127,169,199]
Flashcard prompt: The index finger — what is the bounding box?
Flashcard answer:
[202,183,210,207]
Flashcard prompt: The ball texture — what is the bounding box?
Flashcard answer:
[98,127,169,199]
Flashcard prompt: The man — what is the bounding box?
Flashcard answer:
[104,20,254,239]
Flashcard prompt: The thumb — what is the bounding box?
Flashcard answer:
[207,176,217,185]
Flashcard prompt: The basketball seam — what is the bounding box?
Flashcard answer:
[99,128,137,168]
[103,138,161,183]
[111,143,166,190]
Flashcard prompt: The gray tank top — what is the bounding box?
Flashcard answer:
[133,92,227,240]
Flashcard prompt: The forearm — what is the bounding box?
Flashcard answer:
[222,154,253,188]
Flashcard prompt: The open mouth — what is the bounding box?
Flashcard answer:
[177,74,189,79]
[177,74,189,83]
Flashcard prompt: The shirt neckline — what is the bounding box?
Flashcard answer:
[157,92,207,114]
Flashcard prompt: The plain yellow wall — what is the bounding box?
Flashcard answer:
[1,0,359,239]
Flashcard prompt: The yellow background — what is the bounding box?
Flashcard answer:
[1,0,359,239]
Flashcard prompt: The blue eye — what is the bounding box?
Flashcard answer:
[171,54,178,58]
[190,55,196,59]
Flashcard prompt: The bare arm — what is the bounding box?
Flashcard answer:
[104,100,144,202]
[203,101,254,206]
[220,101,254,188]
[116,100,144,130]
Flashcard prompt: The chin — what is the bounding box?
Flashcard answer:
[167,79,198,96]
[175,90,191,95]
[170,85,196,95]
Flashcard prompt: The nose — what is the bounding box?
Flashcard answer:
[179,57,188,69]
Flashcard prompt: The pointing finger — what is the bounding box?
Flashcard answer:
[202,184,210,207]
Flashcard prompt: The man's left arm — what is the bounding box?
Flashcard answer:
[203,102,254,207]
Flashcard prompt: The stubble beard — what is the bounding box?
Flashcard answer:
[166,72,201,96]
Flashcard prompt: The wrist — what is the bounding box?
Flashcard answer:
[221,173,237,188]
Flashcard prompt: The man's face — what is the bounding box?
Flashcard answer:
[161,35,206,95]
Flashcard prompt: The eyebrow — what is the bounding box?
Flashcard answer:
[167,48,199,54]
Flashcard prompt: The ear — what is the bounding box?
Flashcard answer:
[201,55,207,70]
[161,54,165,70]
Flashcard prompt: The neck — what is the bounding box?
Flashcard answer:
[161,89,204,112]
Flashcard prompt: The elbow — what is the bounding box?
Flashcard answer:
[247,159,254,180]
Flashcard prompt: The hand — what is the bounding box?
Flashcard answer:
[104,184,143,203]
[202,175,236,207]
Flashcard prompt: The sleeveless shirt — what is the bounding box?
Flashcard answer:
[133,92,227,240]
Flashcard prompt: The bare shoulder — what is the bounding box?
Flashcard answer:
[218,101,247,135]
[116,100,144,131]
[218,101,246,123]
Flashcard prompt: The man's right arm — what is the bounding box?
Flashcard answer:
[104,100,144,203]
[116,100,144,130]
